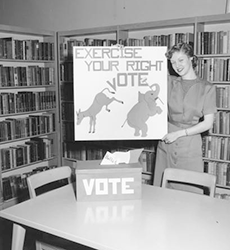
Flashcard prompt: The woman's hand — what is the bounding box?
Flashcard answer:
[162,114,215,144]
[162,130,186,144]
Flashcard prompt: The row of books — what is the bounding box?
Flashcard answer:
[215,86,230,109]
[197,58,230,82]
[61,84,73,101]
[139,150,155,173]
[202,135,230,161]
[212,111,230,135]
[120,32,194,48]
[60,38,117,60]
[62,142,155,174]
[60,62,73,82]
[204,161,230,187]
[1,165,58,201]
[62,122,74,141]
[0,113,55,142]
[197,30,230,55]
[59,33,194,60]
[61,102,74,121]
[0,65,55,87]
[63,142,103,161]
[1,137,54,171]
[0,91,56,115]
[0,37,55,61]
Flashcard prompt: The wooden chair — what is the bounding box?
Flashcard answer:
[26,166,72,250]
[161,168,216,197]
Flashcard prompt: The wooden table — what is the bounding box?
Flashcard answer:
[0,183,230,250]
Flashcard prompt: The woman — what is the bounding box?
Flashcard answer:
[154,42,217,192]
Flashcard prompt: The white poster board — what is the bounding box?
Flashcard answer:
[73,46,167,141]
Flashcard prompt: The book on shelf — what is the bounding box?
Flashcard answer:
[61,83,73,101]
[63,142,86,160]
[204,161,230,187]
[215,85,230,108]
[0,37,54,61]
[0,138,54,172]
[119,32,194,48]
[62,122,74,141]
[60,62,73,82]
[0,37,15,59]
[0,148,11,171]
[61,102,74,121]
[197,58,230,82]
[2,177,14,200]
[0,65,55,87]
[0,92,15,114]
[212,111,230,135]
[0,91,56,116]
[197,30,230,55]
[60,37,117,60]
[1,165,58,202]
[139,150,155,173]
[15,146,24,166]
[60,38,84,60]
[202,135,230,161]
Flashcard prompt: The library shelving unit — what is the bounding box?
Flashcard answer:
[195,13,230,199]
[0,24,60,210]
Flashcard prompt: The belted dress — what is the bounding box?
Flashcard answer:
[154,75,217,189]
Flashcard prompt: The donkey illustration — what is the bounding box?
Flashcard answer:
[76,88,124,133]
[122,83,163,137]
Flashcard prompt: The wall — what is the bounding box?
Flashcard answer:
[0,0,227,31]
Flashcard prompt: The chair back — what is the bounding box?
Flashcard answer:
[161,168,216,197]
[27,166,72,199]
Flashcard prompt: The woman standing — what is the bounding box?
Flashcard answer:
[154,43,217,192]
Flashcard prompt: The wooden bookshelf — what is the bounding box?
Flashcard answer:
[195,14,230,198]
[0,24,60,209]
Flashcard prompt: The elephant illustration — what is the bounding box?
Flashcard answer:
[122,83,163,137]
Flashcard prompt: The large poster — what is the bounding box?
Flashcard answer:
[73,46,167,141]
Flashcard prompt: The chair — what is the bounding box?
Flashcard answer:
[161,168,216,197]
[26,166,72,250]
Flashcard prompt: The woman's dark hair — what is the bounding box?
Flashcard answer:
[165,42,198,68]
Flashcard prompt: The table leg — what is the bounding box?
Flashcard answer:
[11,223,26,250]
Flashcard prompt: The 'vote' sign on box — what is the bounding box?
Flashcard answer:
[75,160,142,201]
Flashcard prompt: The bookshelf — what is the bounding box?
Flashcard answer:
[195,14,230,199]
[0,25,60,210]
[57,13,230,198]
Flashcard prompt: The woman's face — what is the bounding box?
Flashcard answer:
[170,51,193,78]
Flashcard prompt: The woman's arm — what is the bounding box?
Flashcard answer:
[162,113,215,144]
